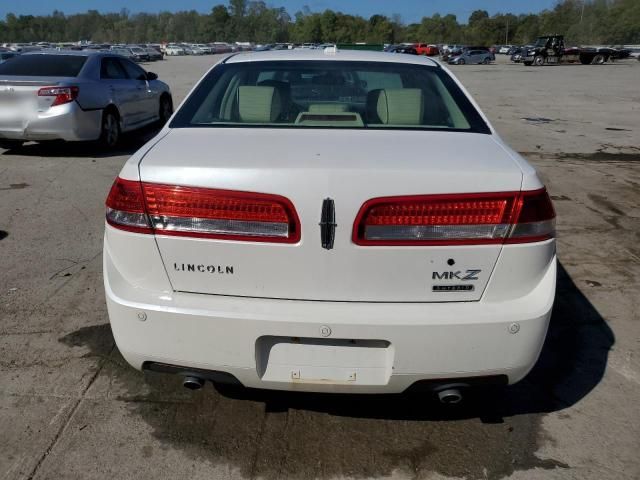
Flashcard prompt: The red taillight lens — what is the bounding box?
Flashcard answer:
[105,178,153,234]
[105,178,300,243]
[353,189,555,246]
[143,183,300,243]
[38,86,79,106]
[505,188,556,243]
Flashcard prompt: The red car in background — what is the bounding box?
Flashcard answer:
[414,43,440,56]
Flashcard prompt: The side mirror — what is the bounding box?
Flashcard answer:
[146,72,158,81]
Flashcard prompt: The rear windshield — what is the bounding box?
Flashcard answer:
[0,54,87,77]
[170,61,490,133]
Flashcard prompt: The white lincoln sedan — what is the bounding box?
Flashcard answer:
[104,50,556,402]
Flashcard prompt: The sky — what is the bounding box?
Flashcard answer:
[0,0,559,24]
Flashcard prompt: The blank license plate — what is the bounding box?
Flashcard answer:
[256,336,393,385]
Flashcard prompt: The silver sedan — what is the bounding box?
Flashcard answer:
[448,49,494,65]
[0,50,173,149]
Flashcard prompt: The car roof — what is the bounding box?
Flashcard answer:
[225,49,440,67]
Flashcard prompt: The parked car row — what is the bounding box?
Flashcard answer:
[108,45,163,62]
[386,44,495,66]
[254,43,296,51]
[384,43,437,56]
[385,45,419,55]
[1,42,166,63]
[0,42,45,53]
[1,41,250,59]
[493,45,518,55]
[507,40,635,64]
[163,43,242,55]
[388,40,637,66]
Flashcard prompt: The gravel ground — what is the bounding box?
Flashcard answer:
[0,53,639,480]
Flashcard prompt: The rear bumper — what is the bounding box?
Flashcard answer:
[0,102,102,142]
[104,231,556,394]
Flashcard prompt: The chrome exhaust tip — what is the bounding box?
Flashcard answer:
[183,376,205,390]
[437,388,463,405]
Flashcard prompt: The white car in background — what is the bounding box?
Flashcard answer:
[188,45,206,55]
[104,50,556,402]
[164,45,185,56]
[193,44,213,54]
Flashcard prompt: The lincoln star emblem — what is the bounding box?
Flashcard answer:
[319,198,337,250]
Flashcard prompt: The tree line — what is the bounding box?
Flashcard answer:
[1,0,638,46]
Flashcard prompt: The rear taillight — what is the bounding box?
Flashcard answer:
[505,188,556,244]
[105,178,153,234]
[353,188,555,246]
[105,177,300,243]
[37,86,79,106]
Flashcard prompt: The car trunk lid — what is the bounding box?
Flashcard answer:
[139,128,523,302]
[0,77,77,127]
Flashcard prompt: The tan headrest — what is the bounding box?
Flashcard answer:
[374,89,424,125]
[237,86,282,123]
